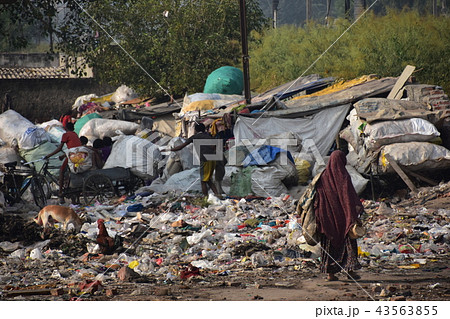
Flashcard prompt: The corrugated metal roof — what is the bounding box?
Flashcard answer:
[0,67,71,79]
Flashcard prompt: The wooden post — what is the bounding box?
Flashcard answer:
[239,0,251,105]
[325,0,332,24]
[387,65,416,100]
[401,167,438,186]
[354,0,366,19]
[384,154,417,193]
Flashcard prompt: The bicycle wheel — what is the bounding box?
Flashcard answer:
[36,174,52,199]
[30,177,47,208]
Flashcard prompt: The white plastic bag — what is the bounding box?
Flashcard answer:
[346,165,368,195]
[379,142,450,173]
[18,127,51,150]
[72,93,98,110]
[149,167,202,193]
[365,118,440,150]
[103,135,162,179]
[111,85,138,104]
[0,146,21,164]
[0,110,34,147]
[66,146,93,174]
[79,118,140,140]
[166,137,194,170]
[46,125,66,144]
[251,166,288,198]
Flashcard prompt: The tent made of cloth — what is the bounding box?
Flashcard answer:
[233,104,351,156]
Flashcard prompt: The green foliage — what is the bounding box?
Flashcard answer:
[1,0,267,98]
[249,10,450,93]
[55,0,267,98]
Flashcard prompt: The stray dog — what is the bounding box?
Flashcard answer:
[34,205,83,233]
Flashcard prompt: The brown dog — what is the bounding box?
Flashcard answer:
[34,205,83,233]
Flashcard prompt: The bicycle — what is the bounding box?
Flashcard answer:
[37,157,79,203]
[0,160,47,209]
[36,157,65,200]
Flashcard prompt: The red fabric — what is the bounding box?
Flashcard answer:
[60,115,72,129]
[61,131,82,149]
[314,150,363,247]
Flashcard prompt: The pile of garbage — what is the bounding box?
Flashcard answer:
[0,178,448,299]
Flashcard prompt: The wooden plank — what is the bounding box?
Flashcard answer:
[402,168,438,186]
[384,154,417,193]
[4,288,54,297]
[387,65,416,99]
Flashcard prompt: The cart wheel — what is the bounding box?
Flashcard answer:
[127,174,145,194]
[31,177,47,208]
[83,174,115,205]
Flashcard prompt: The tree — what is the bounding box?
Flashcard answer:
[1,1,267,98]
[249,10,450,93]
[0,0,68,52]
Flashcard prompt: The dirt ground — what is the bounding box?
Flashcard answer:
[89,261,449,302]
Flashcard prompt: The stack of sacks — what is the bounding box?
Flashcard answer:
[0,110,62,175]
[340,98,450,174]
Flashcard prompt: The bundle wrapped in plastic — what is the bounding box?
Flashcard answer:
[66,146,93,174]
[364,118,440,150]
[0,110,34,147]
[18,127,51,150]
[79,118,140,140]
[103,135,162,180]
[378,142,450,173]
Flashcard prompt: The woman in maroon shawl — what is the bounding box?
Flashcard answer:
[314,150,364,281]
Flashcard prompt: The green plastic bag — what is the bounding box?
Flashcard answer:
[229,166,254,197]
[203,66,244,95]
[74,113,102,135]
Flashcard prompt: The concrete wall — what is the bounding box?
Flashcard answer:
[0,78,115,123]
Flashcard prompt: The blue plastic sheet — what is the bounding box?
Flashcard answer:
[242,145,294,167]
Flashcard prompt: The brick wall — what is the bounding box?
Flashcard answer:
[405,84,450,149]
[0,78,115,123]
[405,84,450,113]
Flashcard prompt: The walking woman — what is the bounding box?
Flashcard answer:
[314,150,364,281]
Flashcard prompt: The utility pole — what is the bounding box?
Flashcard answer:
[272,0,279,29]
[239,0,251,104]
